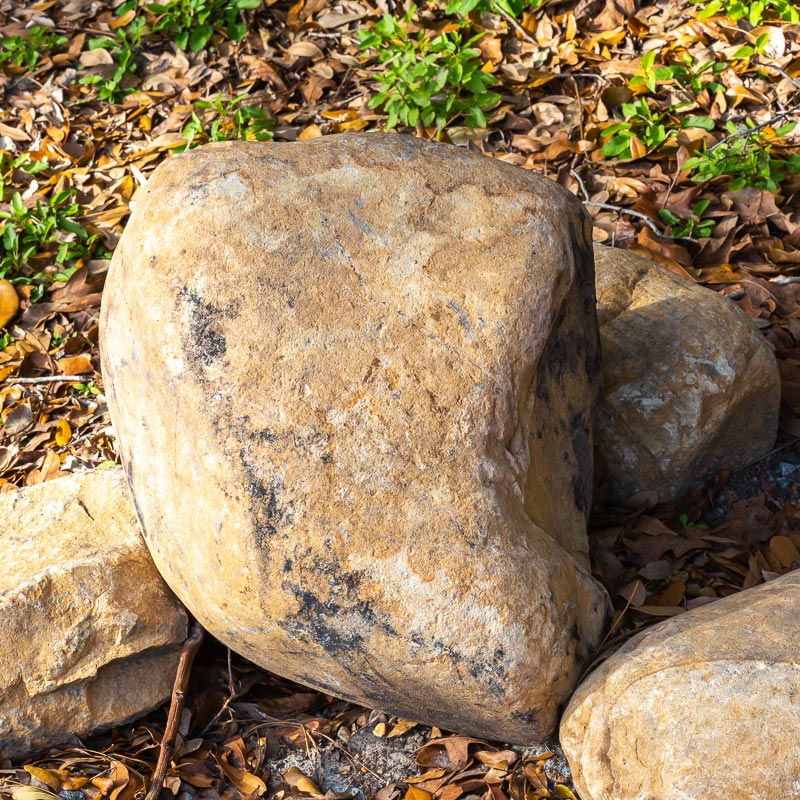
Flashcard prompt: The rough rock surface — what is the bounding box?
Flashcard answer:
[101,134,610,745]
[0,468,188,760]
[594,246,780,503]
[560,570,800,800]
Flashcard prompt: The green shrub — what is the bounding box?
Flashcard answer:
[0,26,68,71]
[179,94,274,149]
[0,189,104,302]
[358,10,501,135]
[693,0,799,24]
[146,0,261,51]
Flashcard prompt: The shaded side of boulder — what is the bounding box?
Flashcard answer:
[594,246,780,503]
[101,134,610,745]
[0,469,188,760]
[560,570,800,800]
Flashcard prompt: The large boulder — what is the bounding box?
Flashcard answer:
[594,247,780,503]
[0,468,188,760]
[100,134,610,745]
[560,571,800,800]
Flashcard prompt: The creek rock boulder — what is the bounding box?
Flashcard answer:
[560,570,800,800]
[0,468,188,760]
[101,134,611,745]
[594,246,780,503]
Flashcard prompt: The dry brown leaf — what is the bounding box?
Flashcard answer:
[0,280,20,328]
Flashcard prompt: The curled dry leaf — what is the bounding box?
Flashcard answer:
[387,719,418,738]
[0,280,20,329]
[215,756,267,797]
[11,788,61,800]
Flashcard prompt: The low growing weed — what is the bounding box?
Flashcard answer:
[358,10,501,135]
[684,122,800,192]
[0,26,68,71]
[75,16,146,102]
[693,0,799,24]
[0,190,104,302]
[445,0,544,19]
[630,49,726,98]
[146,0,261,52]
[601,98,674,159]
[659,199,716,240]
[179,94,273,149]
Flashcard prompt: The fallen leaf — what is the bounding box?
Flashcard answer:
[0,280,20,328]
[388,719,418,738]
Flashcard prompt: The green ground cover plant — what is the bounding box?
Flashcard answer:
[145,0,261,51]
[0,25,67,70]
[357,9,501,135]
[684,123,800,191]
[179,94,274,149]
[0,189,104,301]
[694,0,799,24]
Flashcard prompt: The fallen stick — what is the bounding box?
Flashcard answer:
[145,620,205,800]
[2,374,93,385]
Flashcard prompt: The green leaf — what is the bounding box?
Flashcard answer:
[683,115,715,130]
[11,193,25,217]
[189,24,213,51]
[641,49,657,70]
[658,209,681,226]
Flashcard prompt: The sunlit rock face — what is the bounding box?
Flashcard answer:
[561,570,800,800]
[0,468,187,760]
[101,134,610,744]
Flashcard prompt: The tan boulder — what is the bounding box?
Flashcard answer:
[101,134,610,745]
[560,571,800,800]
[0,468,188,760]
[594,246,779,503]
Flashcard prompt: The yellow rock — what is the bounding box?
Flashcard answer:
[0,469,188,759]
[561,571,800,800]
[594,246,779,503]
[101,135,610,744]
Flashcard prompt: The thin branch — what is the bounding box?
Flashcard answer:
[583,201,668,238]
[709,104,800,152]
[754,58,800,93]
[145,621,205,800]
[491,3,537,45]
[569,167,590,200]
[2,374,93,385]
[570,168,667,238]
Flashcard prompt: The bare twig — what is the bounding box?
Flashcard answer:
[709,104,800,152]
[754,58,800,93]
[2,374,93,385]
[569,167,590,201]
[145,621,205,800]
[492,4,537,45]
[584,201,666,238]
[578,580,642,681]
[570,168,667,238]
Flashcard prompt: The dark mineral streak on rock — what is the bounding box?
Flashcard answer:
[178,287,228,370]
[570,413,592,513]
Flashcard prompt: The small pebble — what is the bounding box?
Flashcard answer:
[59,791,86,800]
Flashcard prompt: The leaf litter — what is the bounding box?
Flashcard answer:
[1,0,799,794]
